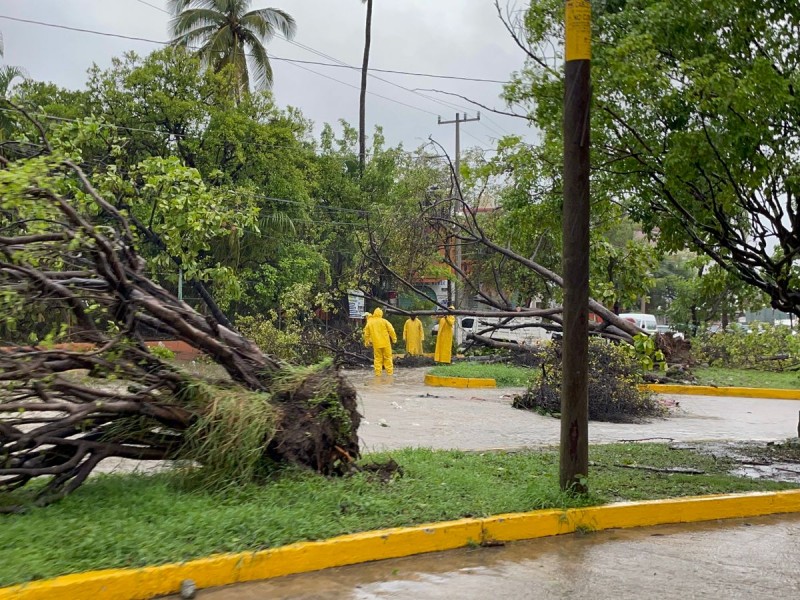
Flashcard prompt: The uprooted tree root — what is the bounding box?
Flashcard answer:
[178,363,361,489]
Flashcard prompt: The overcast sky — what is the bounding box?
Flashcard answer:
[0,0,534,156]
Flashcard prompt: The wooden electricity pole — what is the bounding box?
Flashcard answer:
[438,112,480,312]
[560,0,591,492]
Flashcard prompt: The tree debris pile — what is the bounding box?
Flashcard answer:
[0,150,360,511]
[512,340,667,423]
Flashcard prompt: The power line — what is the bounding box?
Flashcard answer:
[0,13,507,85]
[128,0,508,84]
[0,106,470,157]
[1,12,514,143]
[132,0,167,13]
[281,60,438,117]
[0,13,440,118]
[133,2,513,141]
[122,2,503,126]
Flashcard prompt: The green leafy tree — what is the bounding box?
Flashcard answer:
[168,0,296,98]
[503,0,800,317]
[665,258,767,334]
[457,135,657,312]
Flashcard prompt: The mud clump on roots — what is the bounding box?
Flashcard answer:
[266,362,361,475]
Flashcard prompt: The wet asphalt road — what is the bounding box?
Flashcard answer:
[170,514,800,599]
[350,368,800,452]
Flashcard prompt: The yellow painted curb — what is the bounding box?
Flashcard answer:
[641,383,800,400]
[424,373,496,388]
[3,490,800,600]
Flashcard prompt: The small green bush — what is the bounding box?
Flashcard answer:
[237,314,303,362]
[148,343,176,360]
[513,339,666,422]
[693,322,800,371]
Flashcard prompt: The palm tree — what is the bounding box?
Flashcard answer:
[168,0,296,98]
[0,32,25,98]
[0,32,27,142]
[358,0,373,174]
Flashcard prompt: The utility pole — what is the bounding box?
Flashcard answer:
[437,112,480,319]
[560,0,591,493]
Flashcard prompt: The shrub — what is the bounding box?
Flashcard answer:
[149,343,176,360]
[512,339,666,423]
[237,315,333,365]
[237,314,303,362]
[693,322,800,371]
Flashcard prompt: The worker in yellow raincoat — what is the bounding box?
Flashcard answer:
[364,308,397,375]
[434,307,456,364]
[402,314,424,356]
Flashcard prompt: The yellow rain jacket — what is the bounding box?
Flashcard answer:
[434,312,456,363]
[403,317,425,355]
[364,308,397,376]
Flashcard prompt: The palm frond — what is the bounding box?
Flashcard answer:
[259,211,296,236]
[167,0,228,16]
[0,66,27,98]
[168,0,293,96]
[204,24,234,60]
[241,8,296,40]
[170,8,226,37]
[171,23,220,48]
[240,30,271,89]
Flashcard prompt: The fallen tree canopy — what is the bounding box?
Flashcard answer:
[513,339,667,423]
[0,119,360,511]
[360,156,644,345]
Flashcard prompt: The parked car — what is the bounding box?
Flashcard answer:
[432,315,551,346]
[656,323,685,340]
[459,316,551,345]
[619,313,658,334]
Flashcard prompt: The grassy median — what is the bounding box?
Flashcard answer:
[693,367,800,390]
[1,443,797,587]
[428,363,533,386]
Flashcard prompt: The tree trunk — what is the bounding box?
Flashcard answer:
[560,0,591,494]
[359,0,373,174]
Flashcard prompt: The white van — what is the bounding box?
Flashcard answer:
[619,313,658,334]
[458,315,551,346]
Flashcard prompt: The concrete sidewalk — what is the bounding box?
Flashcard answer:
[172,513,800,599]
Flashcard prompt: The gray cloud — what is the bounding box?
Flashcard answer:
[1,0,535,155]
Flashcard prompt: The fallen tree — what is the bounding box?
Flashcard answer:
[360,153,643,344]
[0,116,360,511]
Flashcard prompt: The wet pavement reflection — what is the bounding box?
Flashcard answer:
[174,514,800,599]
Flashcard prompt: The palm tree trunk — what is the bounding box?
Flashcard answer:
[359,0,373,174]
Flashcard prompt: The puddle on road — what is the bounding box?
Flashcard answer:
[731,463,800,483]
[672,440,800,483]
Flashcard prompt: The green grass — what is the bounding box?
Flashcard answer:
[429,363,533,387]
[1,444,796,587]
[693,367,800,390]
